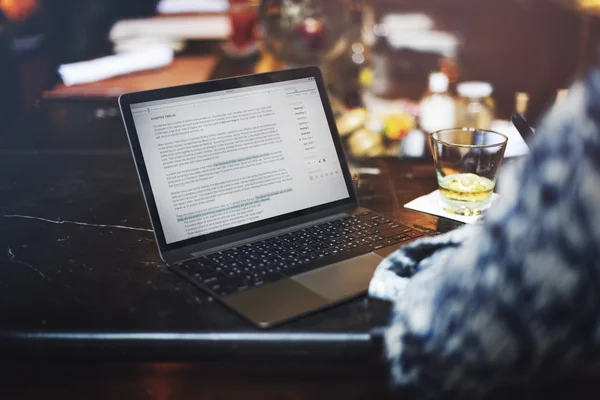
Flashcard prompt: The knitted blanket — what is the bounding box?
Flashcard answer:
[368,70,600,398]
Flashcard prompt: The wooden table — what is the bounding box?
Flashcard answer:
[42,56,219,101]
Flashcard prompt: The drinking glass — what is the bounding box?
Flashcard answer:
[223,0,260,58]
[430,128,508,215]
[258,0,351,67]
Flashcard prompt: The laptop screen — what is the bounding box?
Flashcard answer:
[129,77,350,245]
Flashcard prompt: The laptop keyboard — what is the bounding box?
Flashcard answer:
[173,211,424,297]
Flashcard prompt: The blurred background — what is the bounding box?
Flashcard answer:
[0,0,594,158]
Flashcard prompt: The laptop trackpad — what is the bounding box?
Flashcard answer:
[224,279,329,328]
[293,253,383,301]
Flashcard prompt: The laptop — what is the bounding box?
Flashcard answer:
[119,67,429,328]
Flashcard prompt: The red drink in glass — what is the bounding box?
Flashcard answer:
[225,0,259,57]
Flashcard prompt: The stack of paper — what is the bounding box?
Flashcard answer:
[58,45,174,86]
[157,0,229,14]
[109,15,231,49]
[490,119,530,158]
[110,1,230,53]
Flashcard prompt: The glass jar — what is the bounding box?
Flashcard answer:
[455,82,495,129]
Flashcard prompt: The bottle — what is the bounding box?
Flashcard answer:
[488,91,531,158]
[456,81,495,129]
[514,92,530,116]
[555,89,568,105]
[419,72,456,133]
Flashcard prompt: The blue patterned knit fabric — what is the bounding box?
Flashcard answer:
[368,69,600,399]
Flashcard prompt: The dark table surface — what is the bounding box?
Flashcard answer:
[3,63,599,400]
[0,94,464,362]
